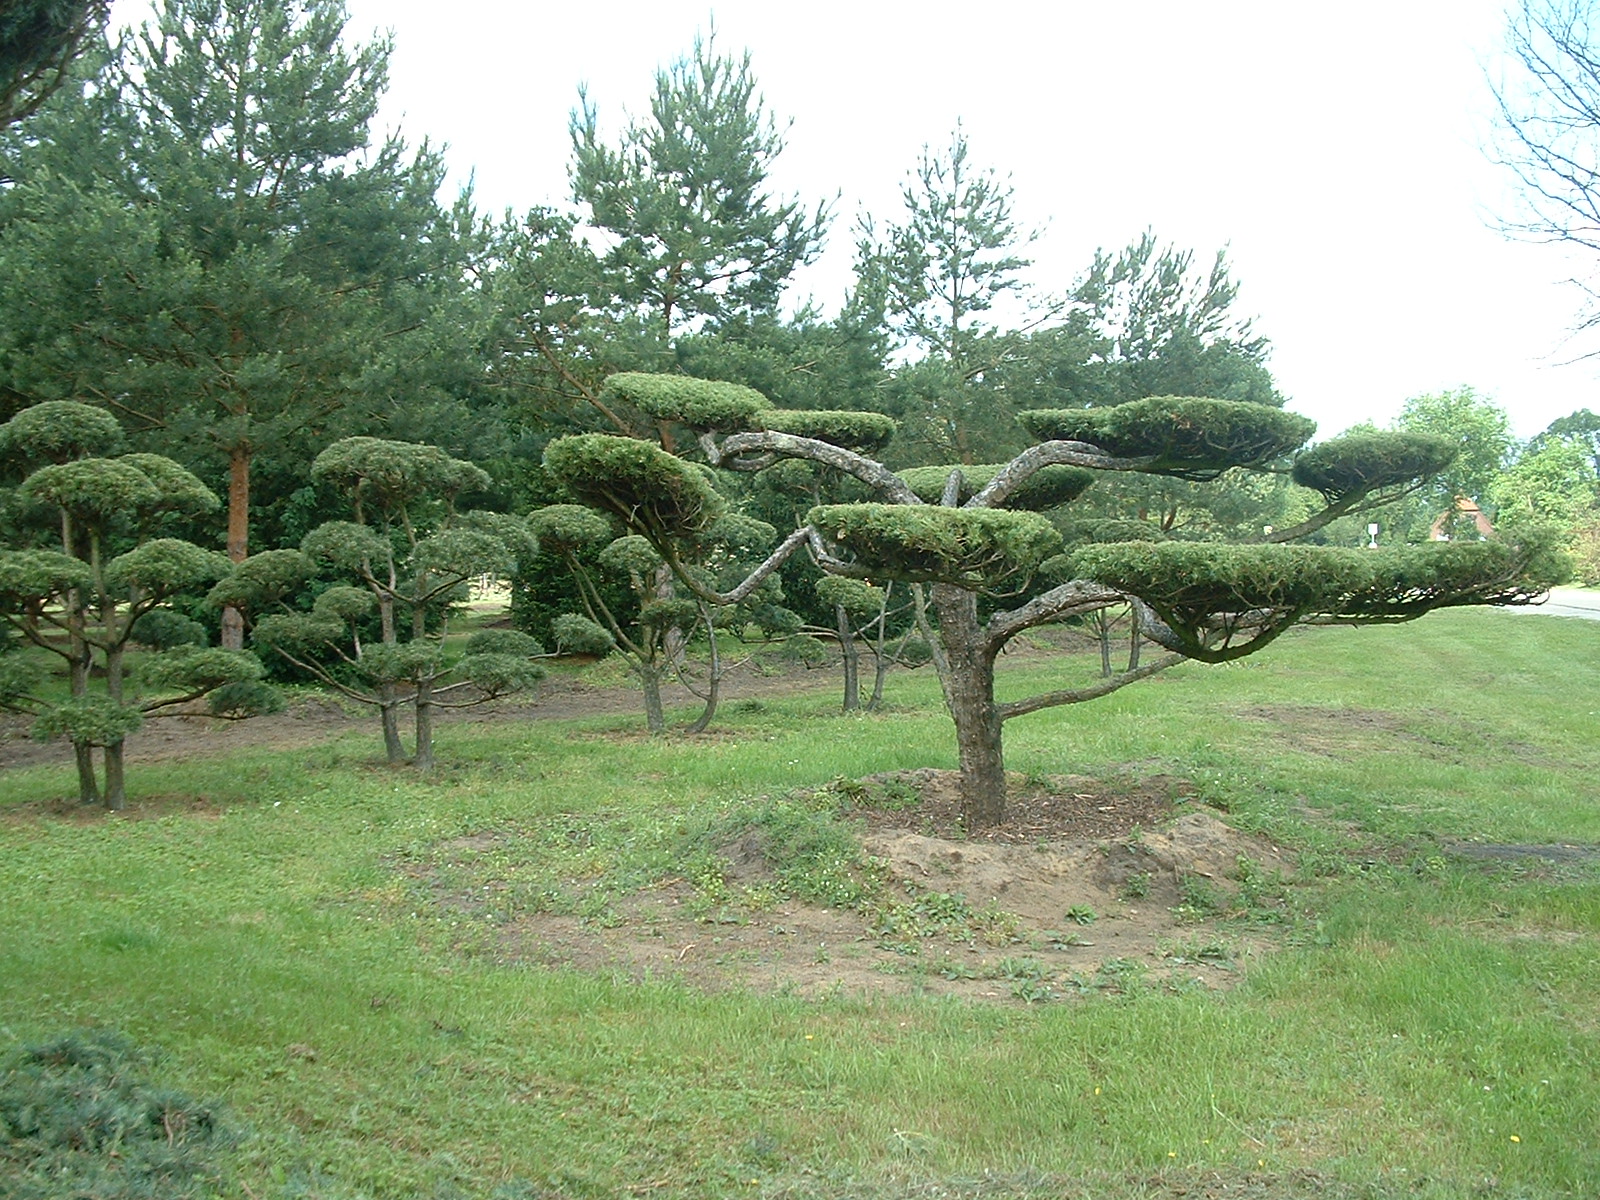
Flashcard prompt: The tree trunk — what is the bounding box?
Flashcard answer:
[1096,610,1113,678]
[220,444,251,651]
[103,742,127,811]
[103,638,126,810]
[684,609,720,735]
[412,680,434,771]
[74,743,100,806]
[931,584,1006,828]
[379,689,407,764]
[836,603,860,712]
[640,666,666,735]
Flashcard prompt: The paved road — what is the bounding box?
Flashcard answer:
[1507,587,1600,620]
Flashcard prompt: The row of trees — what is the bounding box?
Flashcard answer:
[0,0,1577,818]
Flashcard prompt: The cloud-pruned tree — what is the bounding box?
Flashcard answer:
[210,438,545,770]
[0,402,277,809]
[542,376,1562,830]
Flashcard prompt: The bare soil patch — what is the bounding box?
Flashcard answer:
[0,661,848,771]
[412,771,1299,1006]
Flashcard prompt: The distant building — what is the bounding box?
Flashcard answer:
[1430,497,1494,541]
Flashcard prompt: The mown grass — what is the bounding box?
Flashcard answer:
[1,609,1597,1198]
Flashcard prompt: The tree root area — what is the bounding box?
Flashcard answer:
[412,771,1302,1006]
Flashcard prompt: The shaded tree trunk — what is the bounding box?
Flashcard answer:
[931,583,1006,829]
[836,602,860,712]
[220,444,251,651]
[413,678,434,771]
[684,608,721,735]
[379,690,406,764]
[640,665,666,734]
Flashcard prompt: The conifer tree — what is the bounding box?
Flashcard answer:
[542,375,1561,829]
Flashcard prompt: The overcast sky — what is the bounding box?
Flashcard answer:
[109,0,1599,440]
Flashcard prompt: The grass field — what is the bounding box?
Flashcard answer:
[1,609,1597,1199]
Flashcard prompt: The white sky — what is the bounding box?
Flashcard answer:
[109,0,1600,440]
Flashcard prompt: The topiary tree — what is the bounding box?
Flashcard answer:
[544,376,1564,830]
[209,438,545,769]
[0,402,278,809]
[529,498,793,734]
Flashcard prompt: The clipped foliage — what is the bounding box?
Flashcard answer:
[204,549,314,616]
[897,462,1095,510]
[206,680,286,718]
[461,652,547,695]
[601,371,770,432]
[598,534,665,578]
[808,502,1062,588]
[251,612,345,655]
[105,540,231,598]
[1073,541,1372,620]
[464,629,545,658]
[814,574,884,618]
[1338,538,1568,619]
[454,510,540,564]
[1017,397,1316,479]
[551,613,616,656]
[1057,518,1169,546]
[1070,538,1560,650]
[0,1030,229,1200]
[528,504,614,553]
[638,597,701,632]
[760,408,898,453]
[311,436,492,506]
[0,549,93,603]
[544,433,726,542]
[114,454,220,518]
[358,640,442,685]
[704,512,778,555]
[138,646,267,695]
[129,609,208,651]
[413,527,517,580]
[0,400,124,467]
[1292,430,1459,504]
[311,585,375,623]
[33,695,144,746]
[20,458,164,521]
[300,520,391,572]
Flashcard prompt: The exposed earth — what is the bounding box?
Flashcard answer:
[2,660,1301,1004]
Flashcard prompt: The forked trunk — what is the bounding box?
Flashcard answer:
[931,584,1006,829]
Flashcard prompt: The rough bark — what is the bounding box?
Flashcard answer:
[379,691,406,764]
[220,445,251,650]
[836,602,860,713]
[413,680,434,771]
[641,666,666,735]
[931,583,1006,829]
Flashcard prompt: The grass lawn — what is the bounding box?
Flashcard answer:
[1,608,1597,1198]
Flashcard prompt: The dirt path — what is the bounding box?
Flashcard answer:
[0,660,852,770]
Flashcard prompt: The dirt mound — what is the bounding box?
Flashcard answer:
[434,773,1300,1005]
